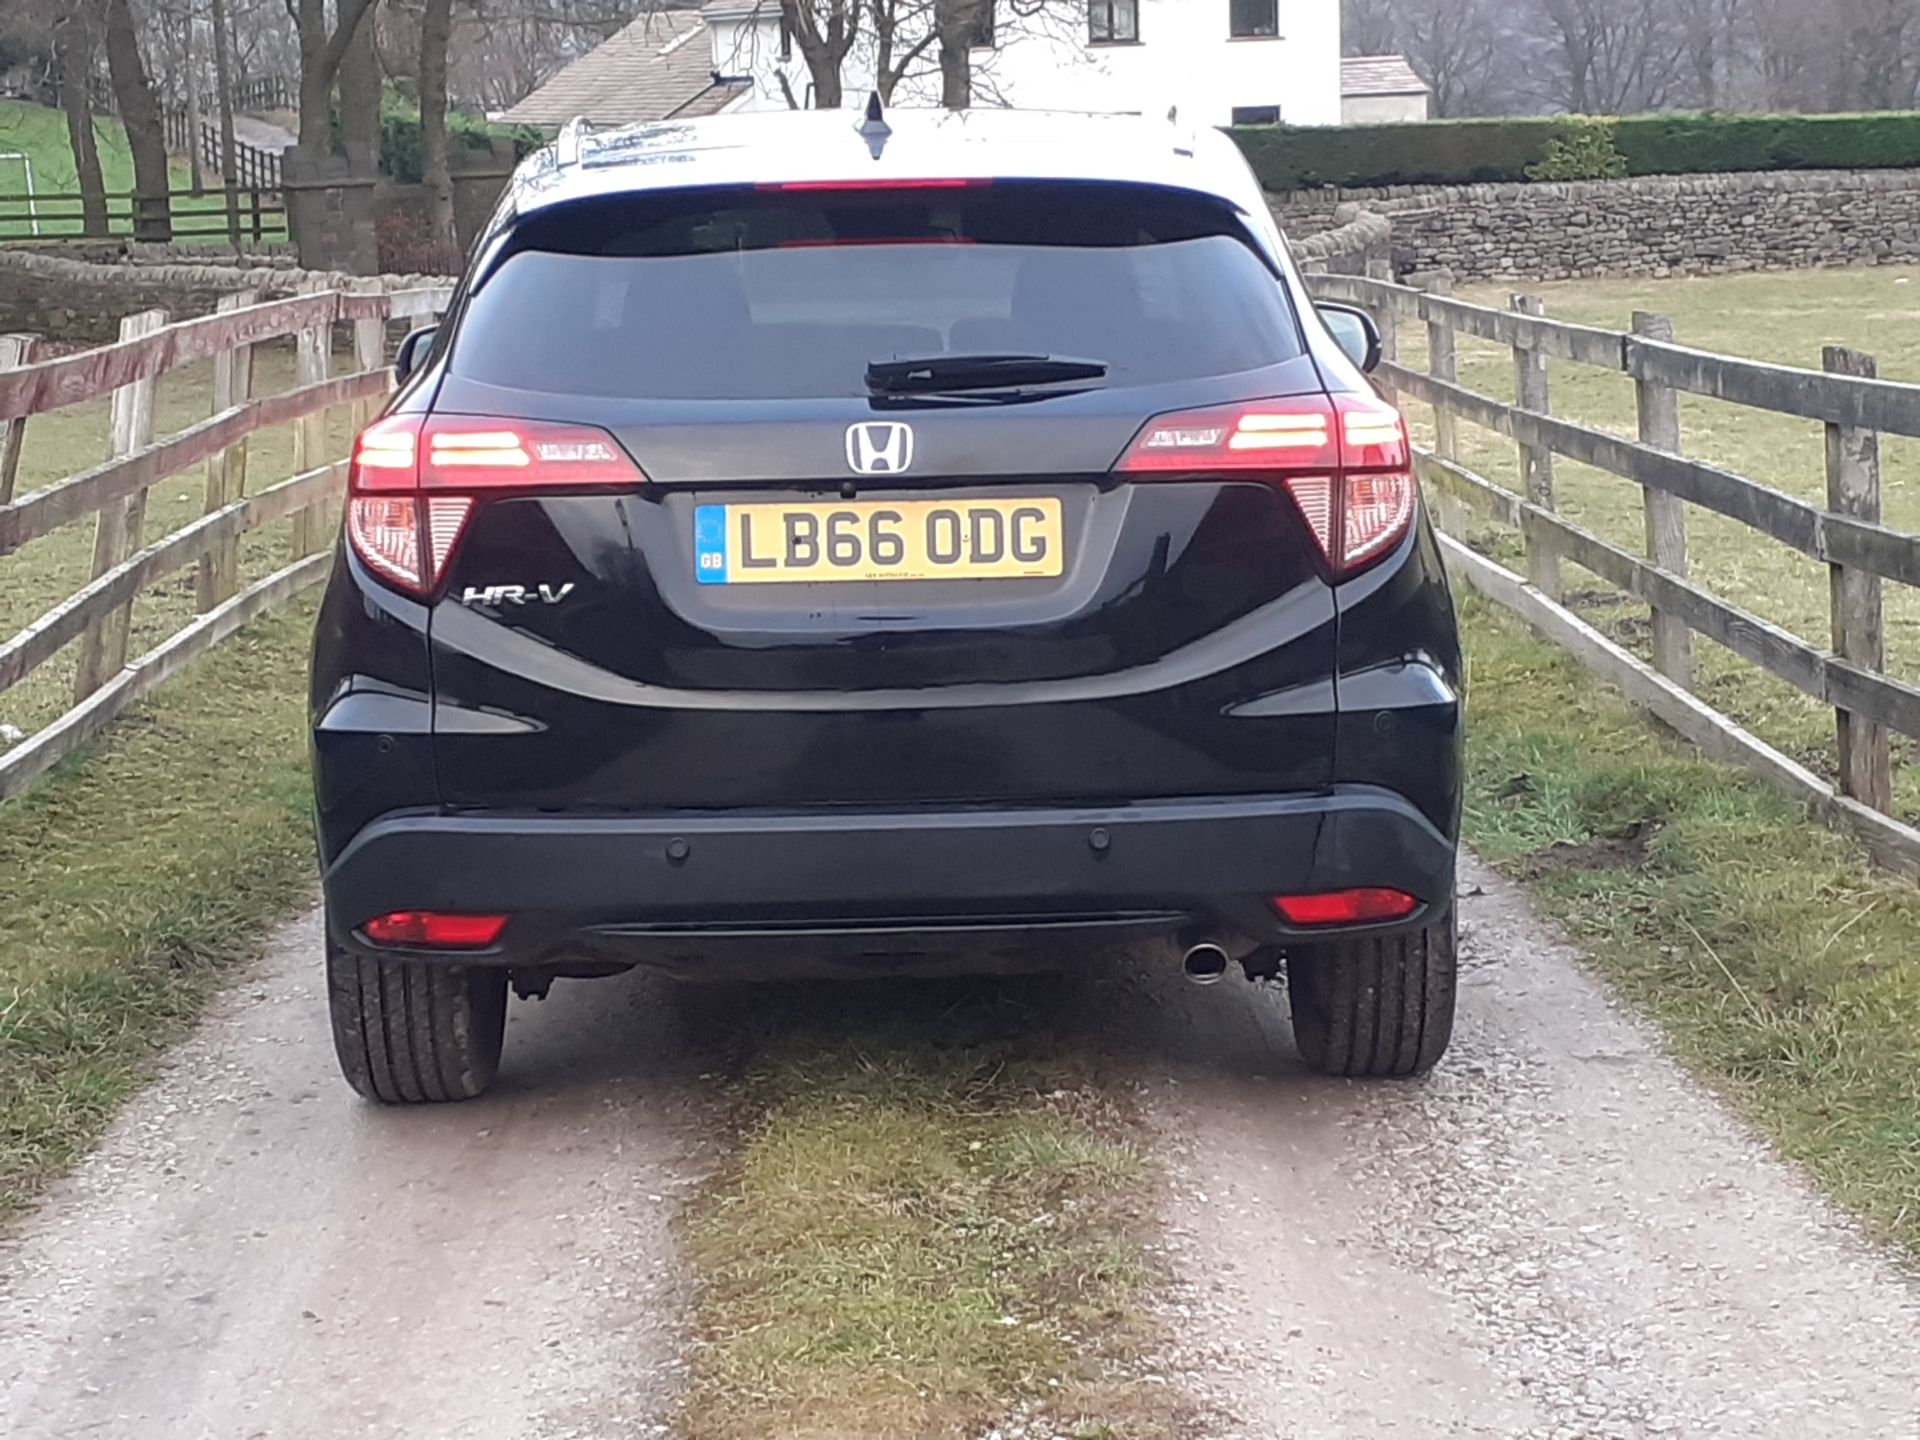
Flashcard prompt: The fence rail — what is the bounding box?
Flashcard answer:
[163,108,284,192]
[0,283,453,802]
[0,187,286,246]
[1306,271,1920,875]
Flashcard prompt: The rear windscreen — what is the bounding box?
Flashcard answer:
[450,183,1303,400]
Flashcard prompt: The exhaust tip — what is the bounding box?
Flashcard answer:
[1182,942,1231,986]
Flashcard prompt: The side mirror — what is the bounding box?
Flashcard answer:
[1315,303,1383,374]
[394,325,439,384]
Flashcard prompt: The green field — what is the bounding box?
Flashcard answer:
[1395,266,1920,821]
[0,98,287,244]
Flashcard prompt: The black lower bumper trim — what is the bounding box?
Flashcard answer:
[323,788,1456,968]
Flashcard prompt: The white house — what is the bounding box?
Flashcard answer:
[504,1,1344,131]
[708,0,1342,128]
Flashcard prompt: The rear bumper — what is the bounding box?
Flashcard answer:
[322,787,1457,975]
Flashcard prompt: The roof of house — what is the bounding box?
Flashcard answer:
[498,10,748,127]
[1340,56,1432,98]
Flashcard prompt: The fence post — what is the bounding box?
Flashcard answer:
[350,280,388,431]
[74,309,168,700]
[1366,257,1398,405]
[1824,346,1893,815]
[0,333,39,505]
[1413,271,1462,534]
[1511,293,1561,602]
[1631,312,1692,686]
[289,287,334,560]
[196,290,260,612]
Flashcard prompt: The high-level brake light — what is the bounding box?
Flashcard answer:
[1115,394,1417,575]
[345,415,644,595]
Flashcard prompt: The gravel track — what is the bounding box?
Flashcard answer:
[4,858,1917,1439]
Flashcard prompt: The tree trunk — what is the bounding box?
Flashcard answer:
[419,0,458,267]
[935,0,979,108]
[337,2,381,179]
[101,0,172,241]
[184,12,205,196]
[53,16,110,238]
[295,0,379,152]
[210,0,241,244]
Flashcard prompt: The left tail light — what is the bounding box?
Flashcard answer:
[345,415,646,596]
[1114,393,1417,576]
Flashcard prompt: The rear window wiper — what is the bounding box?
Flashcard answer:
[866,353,1108,396]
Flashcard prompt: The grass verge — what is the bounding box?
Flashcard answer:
[1461,592,1920,1256]
[0,605,317,1221]
[678,995,1184,1440]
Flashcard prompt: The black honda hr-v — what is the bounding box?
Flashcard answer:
[310,105,1463,1102]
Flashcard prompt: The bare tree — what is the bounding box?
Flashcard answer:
[1342,0,1399,56]
[291,0,380,151]
[933,0,986,106]
[781,0,860,107]
[1532,0,1686,113]
[420,0,458,261]
[1832,0,1919,108]
[1671,0,1746,107]
[337,0,382,177]
[49,8,111,237]
[211,0,242,242]
[102,0,173,239]
[871,0,939,102]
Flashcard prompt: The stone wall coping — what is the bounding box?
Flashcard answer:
[1269,167,1920,210]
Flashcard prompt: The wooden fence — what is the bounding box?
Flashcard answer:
[0,187,287,246]
[163,109,285,193]
[1306,270,1920,875]
[0,283,452,802]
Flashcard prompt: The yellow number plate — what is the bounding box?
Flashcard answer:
[693,497,1065,585]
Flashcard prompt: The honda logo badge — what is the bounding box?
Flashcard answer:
[845,421,914,475]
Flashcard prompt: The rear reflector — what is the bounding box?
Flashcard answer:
[1272,889,1420,926]
[362,911,509,949]
[1115,394,1416,575]
[346,414,643,595]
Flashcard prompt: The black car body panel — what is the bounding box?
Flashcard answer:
[310,107,1462,987]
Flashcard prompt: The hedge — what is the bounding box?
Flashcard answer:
[376,103,544,184]
[1232,111,1920,192]
[331,94,542,184]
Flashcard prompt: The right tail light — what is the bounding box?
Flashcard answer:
[345,415,646,596]
[1113,393,1417,576]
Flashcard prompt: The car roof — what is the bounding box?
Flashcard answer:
[498,106,1272,227]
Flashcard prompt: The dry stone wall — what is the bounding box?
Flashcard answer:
[0,248,447,346]
[1269,169,1920,281]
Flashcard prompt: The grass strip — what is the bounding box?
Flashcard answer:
[1461,593,1920,1256]
[0,606,317,1221]
[679,997,1183,1440]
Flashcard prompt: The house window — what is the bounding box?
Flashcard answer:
[1229,0,1277,38]
[1231,105,1280,125]
[969,0,995,48]
[1089,0,1138,44]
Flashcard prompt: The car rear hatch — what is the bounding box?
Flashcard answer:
[362,180,1398,811]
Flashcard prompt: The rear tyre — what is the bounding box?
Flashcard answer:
[326,934,509,1103]
[1286,903,1457,1078]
